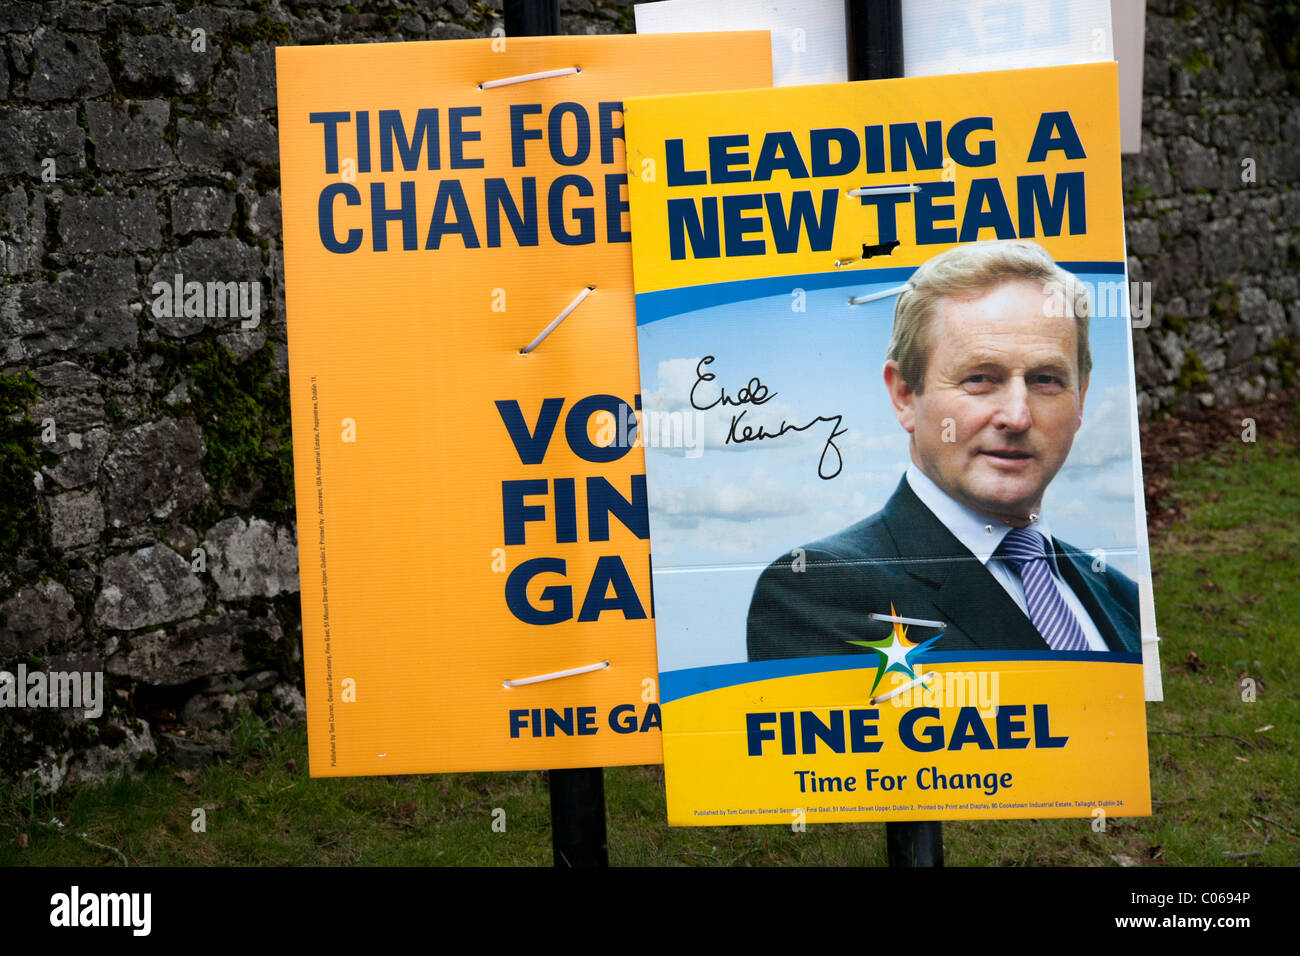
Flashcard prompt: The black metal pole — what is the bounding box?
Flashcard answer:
[845,0,904,81]
[549,767,610,867]
[846,0,942,870]
[500,0,611,870]
[504,0,561,37]
[886,819,944,867]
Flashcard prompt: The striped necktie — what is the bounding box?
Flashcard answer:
[996,527,1089,652]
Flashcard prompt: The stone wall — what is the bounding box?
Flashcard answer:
[1126,0,1300,414]
[0,0,1296,791]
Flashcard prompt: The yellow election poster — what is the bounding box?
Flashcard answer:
[624,63,1154,824]
[276,34,771,776]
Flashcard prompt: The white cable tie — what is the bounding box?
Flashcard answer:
[869,611,946,628]
[503,660,610,688]
[870,671,935,705]
[849,283,913,306]
[479,66,581,90]
[847,185,921,197]
[521,285,595,353]
[833,257,858,269]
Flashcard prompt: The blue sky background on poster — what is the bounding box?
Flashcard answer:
[638,271,1139,672]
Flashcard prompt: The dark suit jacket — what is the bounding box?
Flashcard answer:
[746,476,1141,661]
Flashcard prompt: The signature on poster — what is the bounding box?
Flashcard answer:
[689,355,847,479]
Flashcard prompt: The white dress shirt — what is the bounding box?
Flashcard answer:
[905,465,1110,651]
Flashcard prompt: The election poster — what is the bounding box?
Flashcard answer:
[635,0,848,86]
[636,0,1145,153]
[623,62,1154,824]
[276,34,771,776]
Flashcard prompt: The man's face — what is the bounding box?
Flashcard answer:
[885,278,1089,526]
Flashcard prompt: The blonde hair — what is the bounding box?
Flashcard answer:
[888,240,1092,393]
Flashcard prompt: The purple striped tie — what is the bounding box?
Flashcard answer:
[996,528,1089,652]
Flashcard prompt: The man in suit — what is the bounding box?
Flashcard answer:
[747,240,1141,660]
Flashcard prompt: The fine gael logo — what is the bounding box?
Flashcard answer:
[847,604,943,694]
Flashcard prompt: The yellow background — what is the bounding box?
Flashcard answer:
[624,62,1124,293]
[664,661,1149,825]
[276,35,772,775]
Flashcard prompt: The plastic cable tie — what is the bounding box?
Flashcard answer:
[479,66,581,90]
[503,660,610,688]
[849,282,913,306]
[521,284,595,353]
[870,671,934,705]
[869,611,946,628]
[846,185,921,197]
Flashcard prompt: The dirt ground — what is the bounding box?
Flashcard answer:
[1140,384,1300,530]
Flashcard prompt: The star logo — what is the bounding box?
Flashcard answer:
[847,604,943,694]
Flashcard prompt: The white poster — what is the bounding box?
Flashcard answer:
[637,0,1143,152]
[635,0,847,86]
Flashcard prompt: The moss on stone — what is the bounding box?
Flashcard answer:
[1271,337,1300,387]
[103,394,127,426]
[1262,1,1300,93]
[189,499,224,537]
[140,338,190,400]
[239,595,300,680]
[1176,349,1209,392]
[239,625,287,675]
[187,341,295,522]
[1183,48,1211,75]
[0,709,62,782]
[1209,280,1239,330]
[1125,183,1153,204]
[222,17,293,49]
[250,165,280,195]
[0,372,41,558]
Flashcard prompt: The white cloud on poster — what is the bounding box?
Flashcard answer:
[1067,385,1134,468]
[648,465,807,527]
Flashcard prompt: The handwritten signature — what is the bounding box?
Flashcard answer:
[690,356,846,480]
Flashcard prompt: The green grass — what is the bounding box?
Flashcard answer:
[1136,439,1299,866]
[2,441,1297,866]
[0,717,883,866]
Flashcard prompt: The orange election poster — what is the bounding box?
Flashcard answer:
[276,34,772,775]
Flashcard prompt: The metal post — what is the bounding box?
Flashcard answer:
[846,0,943,870]
[845,0,904,81]
[499,0,611,870]
[504,0,561,37]
[549,768,610,867]
[886,819,944,867]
